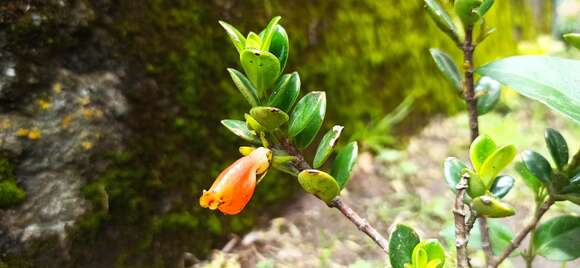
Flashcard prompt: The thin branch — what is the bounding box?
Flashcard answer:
[454,174,472,268]
[479,218,493,265]
[278,137,389,253]
[490,198,555,267]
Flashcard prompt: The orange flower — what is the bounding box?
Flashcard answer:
[200,147,272,215]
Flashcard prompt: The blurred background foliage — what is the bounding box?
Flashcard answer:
[0,0,557,267]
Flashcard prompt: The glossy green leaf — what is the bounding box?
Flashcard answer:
[268,25,289,71]
[477,56,580,123]
[218,20,246,54]
[424,0,460,44]
[469,134,497,173]
[514,160,543,194]
[245,32,262,50]
[429,49,462,93]
[442,157,468,192]
[221,119,260,144]
[293,114,323,149]
[465,169,486,198]
[330,142,358,189]
[313,125,344,168]
[454,0,482,26]
[490,175,515,199]
[475,77,501,115]
[227,68,260,107]
[521,150,552,185]
[479,145,516,187]
[416,239,445,268]
[534,216,580,261]
[244,113,267,132]
[544,128,569,170]
[259,16,281,51]
[412,247,428,268]
[249,106,289,130]
[288,91,326,137]
[472,195,515,218]
[241,49,281,95]
[267,72,300,113]
[389,224,421,268]
[477,0,494,16]
[297,169,340,203]
[563,33,580,50]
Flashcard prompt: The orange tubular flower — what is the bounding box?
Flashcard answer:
[200,147,272,215]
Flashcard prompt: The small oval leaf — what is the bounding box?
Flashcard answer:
[455,0,482,26]
[424,0,460,44]
[477,0,495,16]
[259,16,281,51]
[563,33,580,50]
[479,145,517,187]
[241,49,281,96]
[470,134,497,173]
[288,91,326,137]
[443,157,468,192]
[249,106,289,130]
[472,195,515,218]
[245,32,262,50]
[218,20,246,54]
[221,119,260,144]
[521,150,552,185]
[429,48,462,93]
[475,77,501,115]
[293,114,324,149]
[267,72,300,113]
[244,113,267,132]
[227,68,260,107]
[490,175,515,199]
[330,142,358,189]
[544,128,569,170]
[297,169,340,203]
[533,215,580,261]
[262,25,289,71]
[465,169,486,198]
[389,224,421,268]
[313,125,344,168]
[416,239,446,268]
[514,160,543,194]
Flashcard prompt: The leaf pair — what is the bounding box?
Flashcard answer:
[442,157,514,199]
[389,225,445,268]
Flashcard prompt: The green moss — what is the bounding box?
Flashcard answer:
[152,212,199,233]
[0,180,26,208]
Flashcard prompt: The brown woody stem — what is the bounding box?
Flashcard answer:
[454,174,472,268]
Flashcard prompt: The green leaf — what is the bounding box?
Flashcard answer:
[472,195,515,218]
[490,175,515,199]
[424,0,460,44]
[227,68,260,107]
[544,128,569,170]
[241,49,281,95]
[514,160,543,194]
[297,169,340,203]
[389,224,421,268]
[442,157,468,192]
[475,77,501,115]
[478,145,516,187]
[244,113,267,132]
[313,125,344,168]
[249,106,289,130]
[465,169,486,198]
[259,16,281,51]
[429,49,462,93]
[218,20,246,54]
[521,150,552,185]
[267,72,300,113]
[412,247,428,268]
[454,0,482,26]
[534,216,580,261]
[245,32,262,50]
[288,91,326,137]
[477,56,580,123]
[268,25,289,71]
[330,142,358,189]
[469,134,497,173]
[416,239,446,268]
[563,33,580,50]
[293,113,324,149]
[477,0,495,16]
[221,119,260,144]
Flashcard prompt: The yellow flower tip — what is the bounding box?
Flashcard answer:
[199,190,220,210]
[251,147,272,174]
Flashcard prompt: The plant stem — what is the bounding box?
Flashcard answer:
[454,174,472,268]
[490,198,555,267]
[278,137,389,253]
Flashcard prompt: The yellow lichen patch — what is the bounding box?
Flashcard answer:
[93,109,104,119]
[27,129,42,140]
[82,108,94,119]
[16,128,30,137]
[37,99,52,110]
[61,114,74,129]
[52,83,62,94]
[81,141,93,150]
[78,96,91,106]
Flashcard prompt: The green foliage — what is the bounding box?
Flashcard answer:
[389,224,421,268]
[477,56,580,123]
[0,180,26,208]
[429,49,462,94]
[297,169,340,203]
[313,125,344,168]
[544,128,569,170]
[330,142,359,189]
[533,216,580,261]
